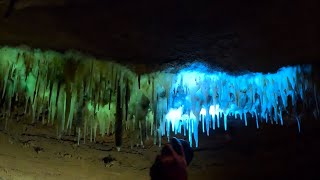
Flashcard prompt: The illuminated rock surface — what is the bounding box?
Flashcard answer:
[0,46,317,148]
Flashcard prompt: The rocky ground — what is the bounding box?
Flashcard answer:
[0,107,319,180]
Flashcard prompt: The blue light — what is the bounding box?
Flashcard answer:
[158,63,312,147]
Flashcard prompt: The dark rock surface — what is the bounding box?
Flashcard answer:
[0,0,319,72]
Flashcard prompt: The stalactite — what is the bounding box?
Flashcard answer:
[76,88,84,145]
[57,84,66,137]
[97,75,103,109]
[115,80,123,151]
[37,80,46,124]
[65,83,72,131]
[5,78,14,129]
[2,63,11,99]
[0,46,316,148]
[120,73,124,110]
[31,66,40,123]
[138,74,141,89]
[114,70,118,93]
[49,82,58,125]
[66,85,77,130]
[111,64,114,90]
[125,78,130,122]
[88,61,94,97]
[105,82,110,106]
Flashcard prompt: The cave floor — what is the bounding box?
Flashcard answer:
[0,113,319,180]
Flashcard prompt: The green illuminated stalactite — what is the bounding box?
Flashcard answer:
[125,78,130,122]
[1,63,10,100]
[64,84,71,130]
[37,79,45,124]
[49,82,58,125]
[66,84,77,133]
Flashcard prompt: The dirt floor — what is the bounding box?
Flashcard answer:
[0,109,319,180]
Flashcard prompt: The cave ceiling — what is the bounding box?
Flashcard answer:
[0,0,319,73]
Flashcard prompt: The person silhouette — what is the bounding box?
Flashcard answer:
[150,137,193,180]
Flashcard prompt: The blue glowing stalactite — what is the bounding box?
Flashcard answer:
[158,64,313,147]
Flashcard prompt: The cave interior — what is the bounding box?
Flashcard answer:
[0,0,319,180]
